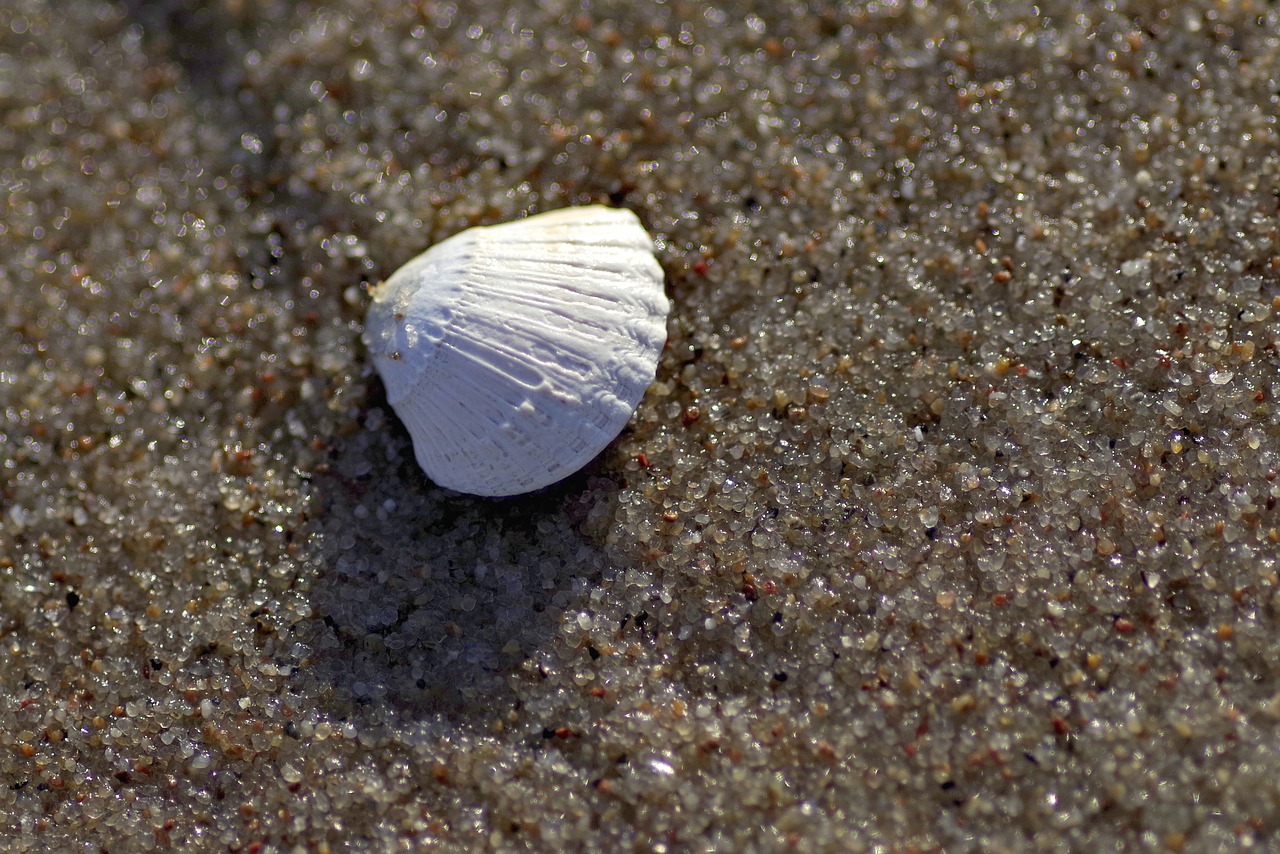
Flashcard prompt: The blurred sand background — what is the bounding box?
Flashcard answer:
[3,0,1280,850]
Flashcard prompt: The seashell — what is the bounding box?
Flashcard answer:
[363,206,669,497]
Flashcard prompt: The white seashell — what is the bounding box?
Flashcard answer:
[363,206,669,497]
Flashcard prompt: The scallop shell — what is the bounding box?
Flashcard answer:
[363,206,669,497]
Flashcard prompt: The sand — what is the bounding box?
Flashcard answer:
[2,0,1279,850]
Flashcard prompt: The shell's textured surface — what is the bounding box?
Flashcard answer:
[363,206,669,496]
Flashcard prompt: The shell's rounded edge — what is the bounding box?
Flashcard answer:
[362,227,475,405]
[367,205,671,498]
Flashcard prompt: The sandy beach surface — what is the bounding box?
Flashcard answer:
[3,1,1280,850]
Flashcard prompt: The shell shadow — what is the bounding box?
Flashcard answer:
[300,411,619,725]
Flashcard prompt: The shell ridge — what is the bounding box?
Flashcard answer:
[470,245,662,282]
[440,313,604,397]
[439,326,549,391]
[456,286,622,330]
[448,305,665,411]
[396,376,464,482]
[461,271,658,313]
[441,340,627,490]
[411,363,548,494]
[456,373,571,483]
[467,263,663,315]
